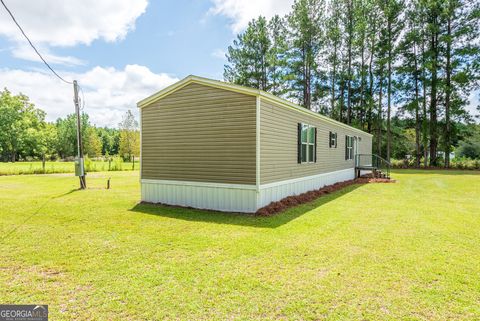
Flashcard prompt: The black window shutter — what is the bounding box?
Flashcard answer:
[329,131,332,148]
[297,123,302,163]
[345,135,348,160]
[314,127,317,162]
[335,133,338,148]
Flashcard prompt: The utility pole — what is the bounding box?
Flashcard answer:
[0,0,87,184]
[73,80,86,189]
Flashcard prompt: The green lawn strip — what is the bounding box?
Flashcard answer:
[0,161,139,175]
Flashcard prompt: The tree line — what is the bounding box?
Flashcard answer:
[224,0,480,166]
[0,89,140,162]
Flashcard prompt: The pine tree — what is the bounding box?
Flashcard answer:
[356,0,368,128]
[224,17,271,90]
[267,15,288,96]
[397,1,423,166]
[440,0,480,167]
[225,16,289,95]
[345,0,355,124]
[221,0,479,164]
[325,0,343,118]
[419,10,430,167]
[424,0,442,166]
[380,0,403,161]
[286,0,324,109]
[365,0,380,133]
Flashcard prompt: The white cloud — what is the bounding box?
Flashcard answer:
[207,0,293,33]
[211,48,227,60]
[0,65,178,127]
[12,45,86,66]
[0,0,148,46]
[0,0,147,64]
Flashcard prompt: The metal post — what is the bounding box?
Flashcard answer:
[73,80,86,189]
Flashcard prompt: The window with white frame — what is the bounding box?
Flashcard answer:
[329,131,337,148]
[345,135,354,160]
[298,123,316,163]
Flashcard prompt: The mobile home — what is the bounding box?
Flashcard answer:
[138,75,372,213]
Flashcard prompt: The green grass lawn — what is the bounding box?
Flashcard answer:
[0,170,479,320]
[0,161,139,175]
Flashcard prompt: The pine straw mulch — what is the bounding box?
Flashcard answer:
[256,176,395,216]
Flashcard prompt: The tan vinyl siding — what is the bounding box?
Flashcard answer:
[260,98,372,184]
[141,83,256,184]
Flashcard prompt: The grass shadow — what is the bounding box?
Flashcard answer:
[52,188,79,198]
[129,184,363,229]
[1,189,79,243]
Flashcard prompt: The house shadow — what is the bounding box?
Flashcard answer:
[129,184,363,229]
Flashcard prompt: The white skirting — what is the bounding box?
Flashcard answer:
[141,179,257,213]
[141,168,355,213]
[257,168,355,209]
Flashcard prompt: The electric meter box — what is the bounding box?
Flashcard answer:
[75,157,85,176]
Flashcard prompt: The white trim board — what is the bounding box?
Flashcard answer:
[139,108,142,182]
[259,168,354,190]
[255,95,261,190]
[141,179,256,190]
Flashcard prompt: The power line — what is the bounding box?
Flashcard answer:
[0,0,72,84]
[1,0,87,188]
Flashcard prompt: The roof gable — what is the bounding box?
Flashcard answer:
[138,75,372,137]
[137,75,259,108]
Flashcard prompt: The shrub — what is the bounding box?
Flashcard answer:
[451,157,480,170]
[456,141,480,159]
[84,156,95,172]
[109,156,124,171]
[390,157,480,170]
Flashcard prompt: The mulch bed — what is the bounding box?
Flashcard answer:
[256,176,394,216]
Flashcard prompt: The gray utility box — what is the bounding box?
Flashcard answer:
[74,157,85,176]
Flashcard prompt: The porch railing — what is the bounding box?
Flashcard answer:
[355,154,391,178]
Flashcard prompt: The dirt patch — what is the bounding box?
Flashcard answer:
[256,177,394,216]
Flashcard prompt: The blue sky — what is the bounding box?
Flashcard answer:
[21,0,234,79]
[0,0,235,76]
[0,0,292,126]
